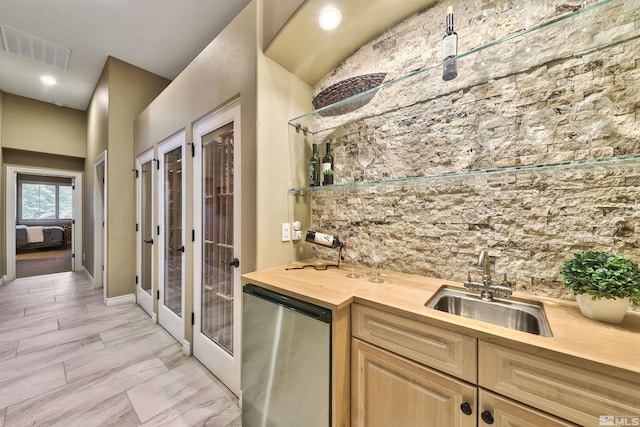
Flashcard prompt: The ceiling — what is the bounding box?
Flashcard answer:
[0,0,251,111]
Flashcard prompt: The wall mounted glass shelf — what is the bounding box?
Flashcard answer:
[287,0,640,194]
[288,155,640,195]
[289,0,620,135]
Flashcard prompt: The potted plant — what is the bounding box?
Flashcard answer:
[323,169,334,185]
[560,250,640,323]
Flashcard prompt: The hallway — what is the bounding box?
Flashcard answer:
[0,272,241,426]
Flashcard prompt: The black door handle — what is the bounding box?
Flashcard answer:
[143,239,154,244]
[171,245,185,253]
[222,258,240,268]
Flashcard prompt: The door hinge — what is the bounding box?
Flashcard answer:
[155,158,160,170]
[157,225,160,236]
[192,229,195,242]
[157,290,160,300]
[72,253,75,258]
[190,142,195,157]
[72,219,75,224]
[72,185,75,190]
[191,312,195,326]
[135,275,139,284]
[133,169,139,178]
[135,223,139,232]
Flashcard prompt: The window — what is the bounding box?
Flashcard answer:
[20,182,73,221]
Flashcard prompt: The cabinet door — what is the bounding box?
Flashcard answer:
[479,389,578,427]
[479,341,640,426]
[352,338,476,427]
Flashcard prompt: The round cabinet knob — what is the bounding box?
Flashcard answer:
[460,402,473,416]
[481,410,495,424]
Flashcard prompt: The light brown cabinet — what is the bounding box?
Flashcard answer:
[351,303,639,427]
[478,389,576,427]
[479,341,640,426]
[352,338,476,427]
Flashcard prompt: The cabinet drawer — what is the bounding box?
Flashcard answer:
[352,304,476,382]
[479,389,578,426]
[479,341,640,426]
[352,338,476,427]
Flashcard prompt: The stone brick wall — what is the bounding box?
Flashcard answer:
[304,0,640,302]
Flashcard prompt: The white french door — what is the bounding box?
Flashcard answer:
[157,131,186,344]
[136,149,155,318]
[193,101,241,396]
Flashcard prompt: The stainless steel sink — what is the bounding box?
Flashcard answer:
[425,286,553,337]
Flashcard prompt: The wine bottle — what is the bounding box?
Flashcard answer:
[321,142,334,185]
[306,230,342,248]
[308,143,320,186]
[442,6,458,81]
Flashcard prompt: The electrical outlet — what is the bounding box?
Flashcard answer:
[281,223,291,241]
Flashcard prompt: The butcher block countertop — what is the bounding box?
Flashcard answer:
[242,260,640,380]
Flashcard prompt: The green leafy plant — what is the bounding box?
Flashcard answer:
[323,169,334,175]
[560,250,640,305]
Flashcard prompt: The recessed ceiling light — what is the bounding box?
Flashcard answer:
[319,6,341,31]
[41,75,57,86]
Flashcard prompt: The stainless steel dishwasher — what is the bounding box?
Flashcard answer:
[242,283,331,427]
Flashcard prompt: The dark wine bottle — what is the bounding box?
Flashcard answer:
[321,142,334,185]
[305,230,342,248]
[442,6,458,81]
[308,142,320,186]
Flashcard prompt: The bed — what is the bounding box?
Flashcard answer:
[16,225,65,250]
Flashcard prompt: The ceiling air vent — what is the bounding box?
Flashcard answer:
[0,25,71,70]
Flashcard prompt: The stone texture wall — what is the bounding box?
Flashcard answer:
[305,0,640,302]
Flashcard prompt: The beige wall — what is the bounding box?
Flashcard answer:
[135,2,256,342]
[255,55,313,268]
[85,57,169,298]
[0,92,86,278]
[1,93,86,158]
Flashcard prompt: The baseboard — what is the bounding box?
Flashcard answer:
[105,293,136,306]
[182,340,191,356]
[0,275,5,287]
[83,267,95,285]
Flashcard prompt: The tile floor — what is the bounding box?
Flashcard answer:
[0,271,241,426]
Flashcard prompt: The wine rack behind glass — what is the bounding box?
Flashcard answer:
[288,0,640,194]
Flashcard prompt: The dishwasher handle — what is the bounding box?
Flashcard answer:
[243,283,332,324]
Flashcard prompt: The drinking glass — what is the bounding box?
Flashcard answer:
[344,244,360,279]
[334,149,346,183]
[571,94,613,158]
[357,143,374,182]
[521,108,557,164]
[477,114,508,168]
[369,237,384,283]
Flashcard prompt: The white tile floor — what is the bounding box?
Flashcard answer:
[0,271,241,426]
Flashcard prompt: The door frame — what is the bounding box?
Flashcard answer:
[192,100,242,396]
[136,148,156,320]
[5,165,84,282]
[157,130,187,345]
[94,151,107,296]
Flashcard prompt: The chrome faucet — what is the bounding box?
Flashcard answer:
[464,250,512,301]
[478,250,491,282]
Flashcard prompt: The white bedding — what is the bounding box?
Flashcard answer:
[26,226,45,243]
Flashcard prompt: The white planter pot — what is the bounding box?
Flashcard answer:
[575,294,630,323]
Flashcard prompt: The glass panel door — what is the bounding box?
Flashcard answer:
[202,123,234,353]
[164,146,183,317]
[192,101,241,396]
[136,150,155,318]
[157,131,185,344]
[141,160,153,295]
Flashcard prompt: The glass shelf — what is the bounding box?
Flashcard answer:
[288,0,640,194]
[289,0,618,134]
[289,155,640,195]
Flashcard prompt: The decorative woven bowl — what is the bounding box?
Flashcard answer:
[312,73,387,117]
